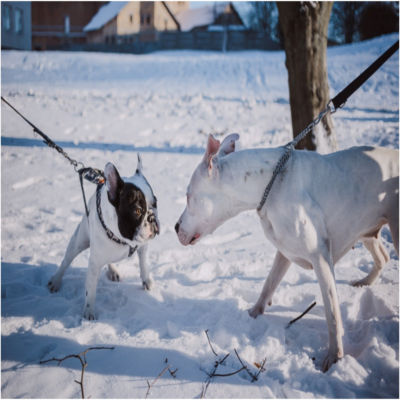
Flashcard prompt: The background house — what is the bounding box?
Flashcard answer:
[84,1,188,44]
[176,2,247,32]
[1,1,32,50]
[31,1,103,50]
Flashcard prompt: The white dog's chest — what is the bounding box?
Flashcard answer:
[258,213,314,270]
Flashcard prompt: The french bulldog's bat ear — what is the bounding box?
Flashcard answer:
[218,133,239,157]
[105,162,124,207]
[136,153,143,174]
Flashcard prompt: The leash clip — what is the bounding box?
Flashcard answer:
[79,167,105,185]
[327,100,338,115]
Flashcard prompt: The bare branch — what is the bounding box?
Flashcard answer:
[204,329,218,357]
[253,358,267,381]
[201,350,230,398]
[212,366,246,377]
[40,346,114,398]
[234,348,257,382]
[145,359,178,399]
[234,349,267,382]
[286,301,317,328]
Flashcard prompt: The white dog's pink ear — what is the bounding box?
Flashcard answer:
[204,134,220,160]
[105,163,124,207]
[203,134,220,175]
[218,133,239,157]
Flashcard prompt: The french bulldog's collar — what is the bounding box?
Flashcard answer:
[96,183,137,257]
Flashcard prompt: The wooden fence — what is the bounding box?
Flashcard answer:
[58,30,281,53]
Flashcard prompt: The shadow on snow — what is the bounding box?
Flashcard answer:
[1,136,203,155]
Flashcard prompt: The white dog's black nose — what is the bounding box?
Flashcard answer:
[174,222,180,234]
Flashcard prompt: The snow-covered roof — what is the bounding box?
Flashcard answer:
[231,2,252,29]
[176,6,215,32]
[176,2,248,32]
[84,2,128,32]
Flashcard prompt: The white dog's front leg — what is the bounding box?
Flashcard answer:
[249,251,291,318]
[83,259,103,320]
[313,252,344,372]
[138,244,153,290]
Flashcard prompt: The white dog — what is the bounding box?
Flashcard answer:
[175,133,399,371]
[48,155,160,320]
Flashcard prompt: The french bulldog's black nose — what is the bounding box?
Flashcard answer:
[175,222,180,234]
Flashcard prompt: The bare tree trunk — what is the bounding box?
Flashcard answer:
[277,2,337,152]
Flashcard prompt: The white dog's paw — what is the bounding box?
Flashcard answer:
[47,277,61,293]
[142,277,153,291]
[248,304,265,318]
[351,277,373,287]
[322,352,341,372]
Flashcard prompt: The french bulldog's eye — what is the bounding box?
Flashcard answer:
[135,208,142,217]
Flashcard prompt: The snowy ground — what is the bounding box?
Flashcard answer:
[1,34,399,398]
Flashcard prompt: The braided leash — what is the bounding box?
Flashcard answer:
[257,103,333,212]
[1,96,104,216]
[257,40,399,213]
[1,96,136,256]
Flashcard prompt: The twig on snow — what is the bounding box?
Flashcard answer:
[205,329,218,357]
[40,346,115,399]
[233,348,266,382]
[286,301,317,328]
[201,352,230,398]
[201,330,267,397]
[252,358,267,381]
[201,330,231,398]
[145,358,177,399]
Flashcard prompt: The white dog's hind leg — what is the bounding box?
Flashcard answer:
[353,234,389,287]
[138,244,153,290]
[249,251,291,318]
[312,250,344,372]
[107,264,120,282]
[48,219,90,292]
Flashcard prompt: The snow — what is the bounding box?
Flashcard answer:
[177,5,221,32]
[176,2,249,32]
[1,33,399,398]
[84,2,128,32]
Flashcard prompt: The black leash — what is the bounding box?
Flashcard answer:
[2,96,137,256]
[1,95,104,216]
[331,40,399,110]
[257,40,399,212]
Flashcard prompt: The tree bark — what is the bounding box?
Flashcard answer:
[277,2,337,152]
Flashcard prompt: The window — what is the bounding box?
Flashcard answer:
[146,15,151,25]
[129,14,133,24]
[3,5,11,31]
[14,7,23,34]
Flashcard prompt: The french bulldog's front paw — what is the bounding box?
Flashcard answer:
[83,305,96,321]
[106,267,120,282]
[142,278,153,291]
[48,278,61,293]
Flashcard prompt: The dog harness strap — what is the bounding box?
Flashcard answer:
[96,183,137,257]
